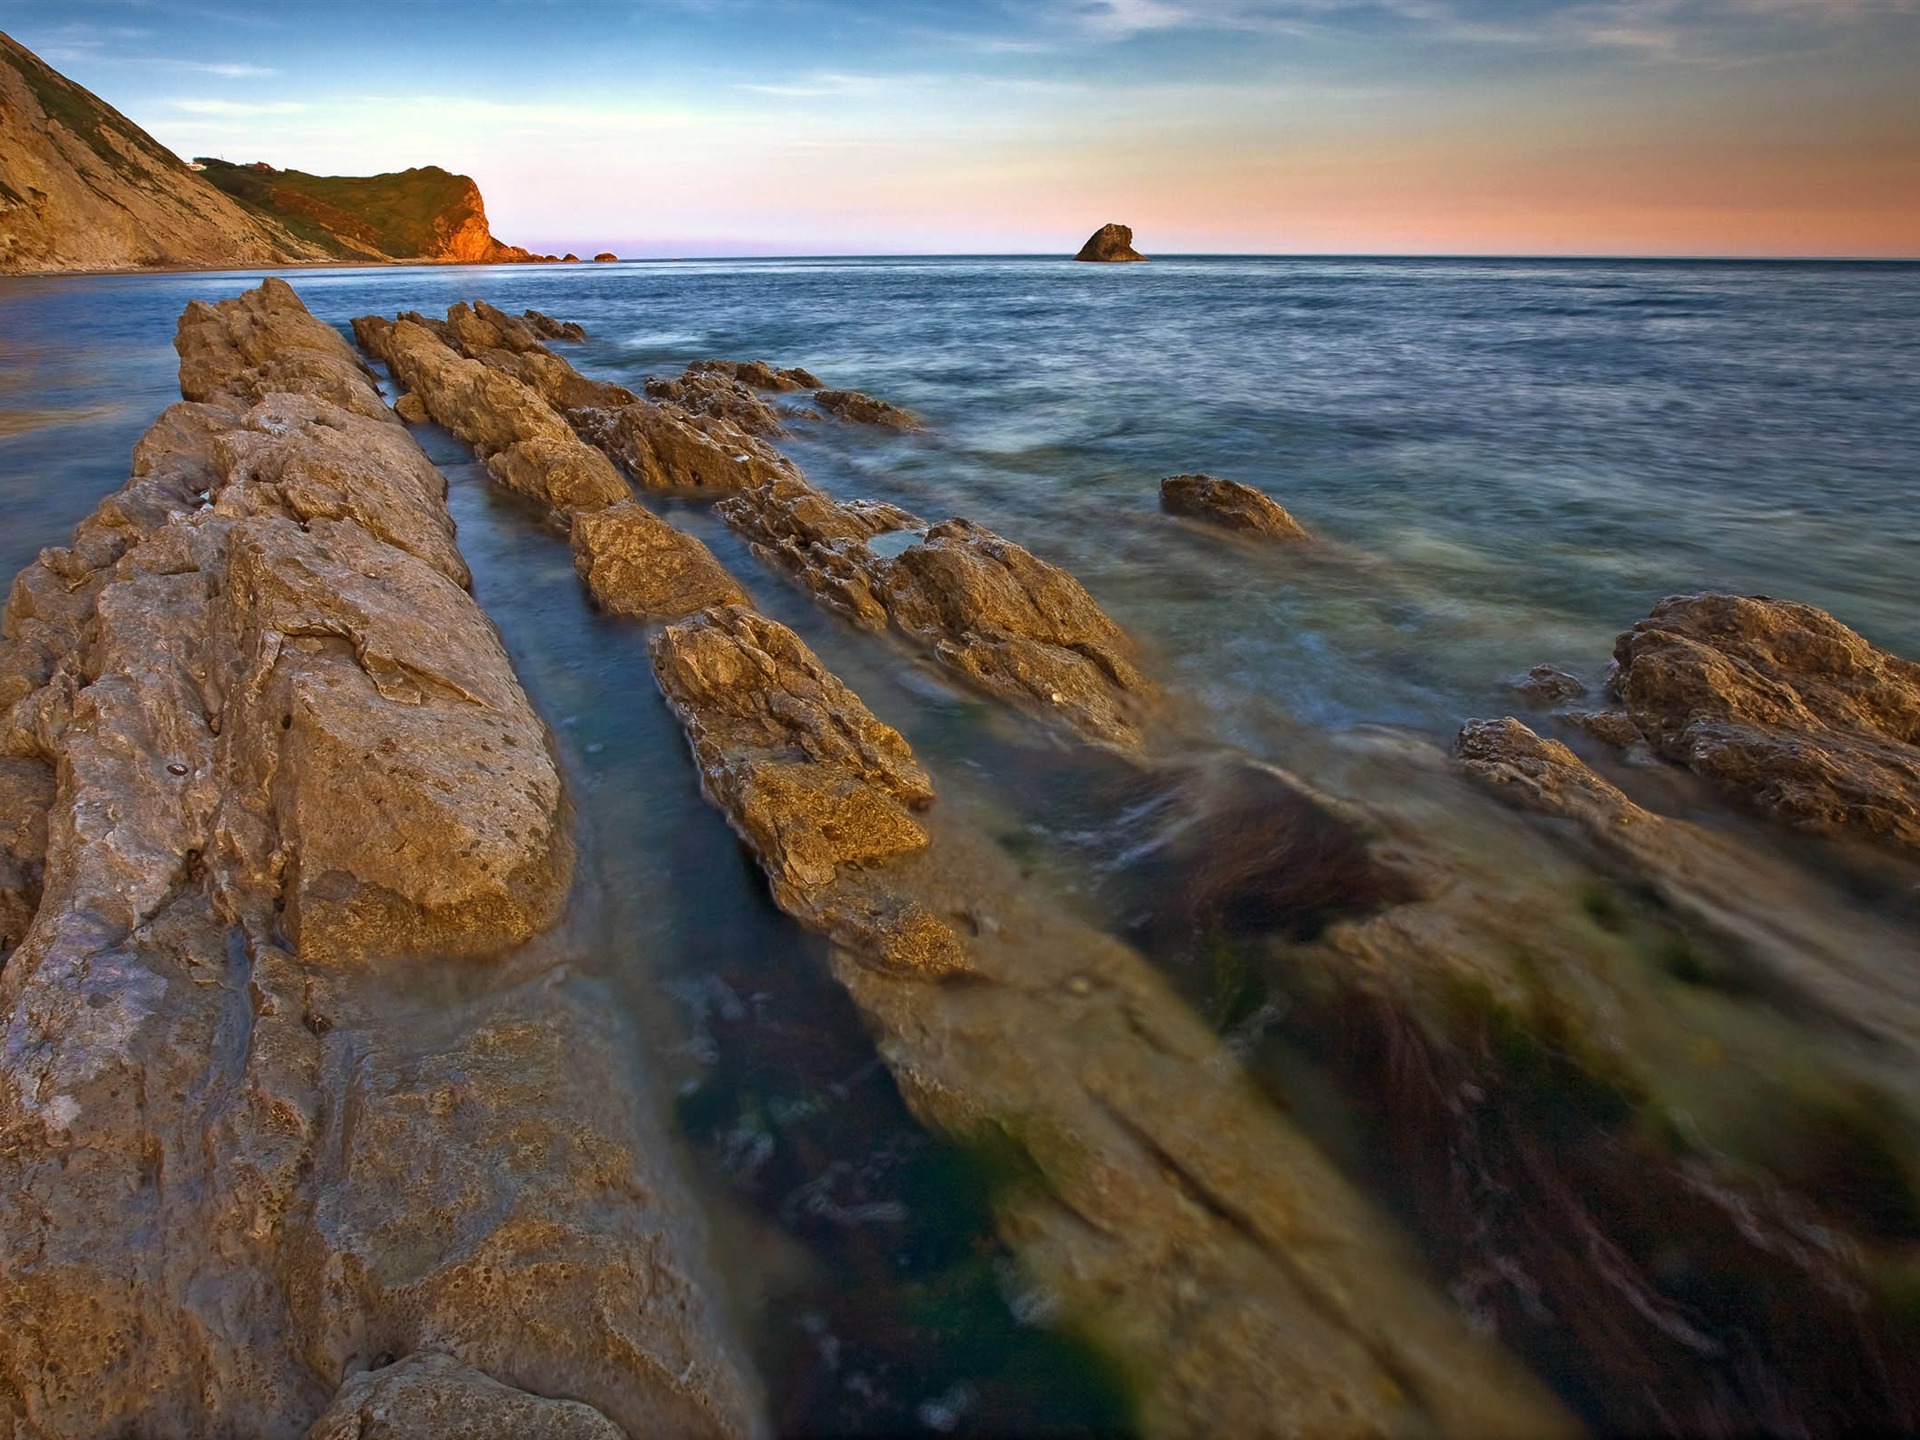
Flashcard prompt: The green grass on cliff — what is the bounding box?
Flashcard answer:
[195,159,485,261]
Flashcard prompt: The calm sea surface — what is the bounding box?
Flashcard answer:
[3,256,1919,1433]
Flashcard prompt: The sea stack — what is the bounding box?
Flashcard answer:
[1075,222,1148,262]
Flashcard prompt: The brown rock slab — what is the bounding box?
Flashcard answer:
[573,399,799,493]
[715,477,922,629]
[1074,222,1147,262]
[485,435,629,512]
[1613,592,1920,854]
[177,276,387,421]
[646,367,787,436]
[522,308,587,342]
[1160,473,1311,542]
[815,387,924,431]
[880,518,1156,750]
[689,358,821,392]
[305,1353,624,1439]
[572,501,750,619]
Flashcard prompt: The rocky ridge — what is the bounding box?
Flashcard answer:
[0,279,760,1436]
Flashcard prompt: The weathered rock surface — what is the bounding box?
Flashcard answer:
[0,31,325,274]
[645,368,786,436]
[0,280,761,1437]
[882,518,1156,749]
[305,1353,625,1439]
[1160,473,1311,541]
[572,399,799,493]
[650,606,1574,1440]
[814,387,924,431]
[688,358,821,392]
[1613,592,1920,853]
[1074,222,1148,262]
[572,502,749,619]
[715,478,922,629]
[1510,664,1588,704]
[522,308,587,342]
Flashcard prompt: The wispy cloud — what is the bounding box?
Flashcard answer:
[167,98,307,115]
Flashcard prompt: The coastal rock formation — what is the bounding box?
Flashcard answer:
[688,358,821,392]
[645,367,787,436]
[881,518,1155,749]
[1074,222,1148,262]
[571,399,799,492]
[195,159,545,265]
[1160,473,1311,541]
[649,607,1574,1439]
[0,31,323,273]
[304,1353,625,1439]
[572,502,750,619]
[0,279,761,1436]
[522,308,587,342]
[715,478,922,629]
[814,387,924,430]
[594,252,619,262]
[1612,592,1920,853]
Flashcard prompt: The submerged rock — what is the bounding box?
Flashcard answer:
[1074,222,1148,262]
[1160,473,1310,541]
[649,609,1574,1440]
[1613,592,1920,854]
[0,280,761,1437]
[814,387,924,431]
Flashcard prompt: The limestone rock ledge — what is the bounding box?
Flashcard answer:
[0,279,761,1438]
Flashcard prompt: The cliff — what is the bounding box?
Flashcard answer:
[196,158,545,265]
[0,30,323,273]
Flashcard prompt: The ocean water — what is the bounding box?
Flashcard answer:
[3,256,1920,1434]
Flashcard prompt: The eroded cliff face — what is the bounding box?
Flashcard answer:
[0,279,762,1437]
[0,31,322,274]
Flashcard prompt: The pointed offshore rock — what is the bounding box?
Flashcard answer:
[1074,222,1148,262]
[1612,592,1920,854]
[1160,473,1311,542]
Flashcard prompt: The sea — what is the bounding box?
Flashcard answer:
[2,256,1918,1435]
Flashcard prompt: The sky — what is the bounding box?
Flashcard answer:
[5,0,1917,257]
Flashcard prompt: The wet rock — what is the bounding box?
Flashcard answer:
[689,358,821,392]
[1562,708,1642,748]
[1511,664,1589,705]
[521,308,587,343]
[715,477,923,629]
[645,367,786,436]
[380,319,576,457]
[881,518,1156,750]
[485,435,630,513]
[1613,592,1920,853]
[393,391,428,424]
[1160,474,1311,541]
[490,347,638,412]
[1074,222,1147,262]
[814,388,924,431]
[1457,716,1651,833]
[0,280,761,1437]
[572,399,799,493]
[305,1353,625,1439]
[651,611,1572,1440]
[177,277,387,422]
[571,501,750,619]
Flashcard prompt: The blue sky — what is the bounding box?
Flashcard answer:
[6,0,1917,255]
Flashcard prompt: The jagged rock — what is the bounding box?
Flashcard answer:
[491,347,637,412]
[715,477,922,629]
[880,518,1155,750]
[0,280,761,1437]
[0,755,51,960]
[1074,222,1147,262]
[688,358,820,392]
[522,309,586,342]
[1510,664,1588,705]
[304,1353,624,1439]
[645,368,786,436]
[650,606,957,975]
[572,501,749,619]
[571,399,798,492]
[177,277,388,422]
[485,435,629,512]
[814,388,923,431]
[1160,474,1310,541]
[379,318,576,457]
[1613,592,1920,853]
[1562,708,1643,747]
[650,612,1573,1440]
